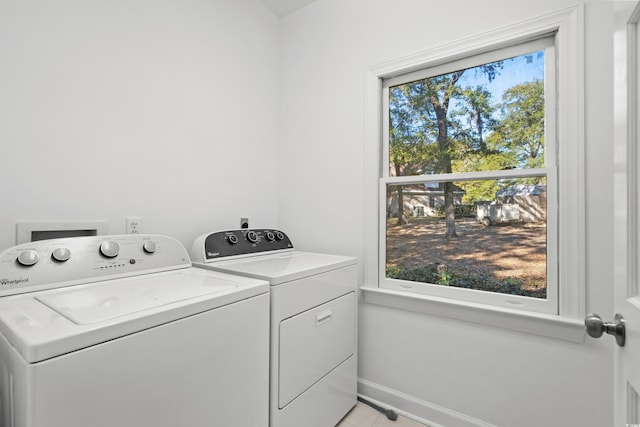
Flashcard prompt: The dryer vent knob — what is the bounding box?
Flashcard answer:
[246,231,258,243]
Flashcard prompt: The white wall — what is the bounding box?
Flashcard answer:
[0,0,280,250]
[0,0,618,425]
[279,0,616,426]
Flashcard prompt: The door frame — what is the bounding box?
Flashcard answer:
[614,1,640,425]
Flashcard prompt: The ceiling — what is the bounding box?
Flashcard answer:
[259,0,317,16]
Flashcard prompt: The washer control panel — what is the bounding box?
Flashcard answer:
[192,229,293,262]
[0,234,191,297]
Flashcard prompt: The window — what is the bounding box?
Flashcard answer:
[363,8,585,337]
[381,37,557,314]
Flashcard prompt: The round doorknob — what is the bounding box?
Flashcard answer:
[585,313,625,347]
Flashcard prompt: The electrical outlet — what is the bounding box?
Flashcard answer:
[126,217,142,235]
[241,217,249,229]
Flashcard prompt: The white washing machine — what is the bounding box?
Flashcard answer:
[191,229,357,427]
[0,234,270,427]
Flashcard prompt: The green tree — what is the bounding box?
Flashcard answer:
[388,62,504,238]
[453,86,496,153]
[451,86,502,204]
[454,80,545,202]
[388,85,438,225]
[424,71,465,238]
[490,80,545,169]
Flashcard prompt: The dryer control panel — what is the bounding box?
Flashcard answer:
[191,229,293,263]
[0,234,191,297]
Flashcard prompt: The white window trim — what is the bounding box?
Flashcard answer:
[362,6,585,342]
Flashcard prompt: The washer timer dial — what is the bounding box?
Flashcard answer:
[51,247,71,262]
[99,241,120,258]
[17,250,39,267]
[143,241,157,254]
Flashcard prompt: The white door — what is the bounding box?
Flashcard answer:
[612,2,640,425]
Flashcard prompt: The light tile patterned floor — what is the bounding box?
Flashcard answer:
[337,402,430,427]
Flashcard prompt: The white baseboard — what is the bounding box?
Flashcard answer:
[357,378,497,427]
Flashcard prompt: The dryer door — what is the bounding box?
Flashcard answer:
[278,291,355,408]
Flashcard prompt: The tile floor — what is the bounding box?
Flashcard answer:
[337,401,430,427]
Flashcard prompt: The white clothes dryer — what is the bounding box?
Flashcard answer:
[0,234,270,427]
[191,229,358,427]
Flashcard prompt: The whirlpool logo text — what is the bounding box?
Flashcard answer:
[0,278,28,286]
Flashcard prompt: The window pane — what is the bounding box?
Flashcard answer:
[388,50,545,177]
[385,179,547,298]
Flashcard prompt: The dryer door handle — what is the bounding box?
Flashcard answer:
[315,310,333,326]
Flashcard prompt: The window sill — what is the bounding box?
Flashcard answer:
[360,286,586,343]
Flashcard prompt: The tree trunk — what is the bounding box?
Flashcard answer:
[434,99,457,238]
[427,72,463,239]
[444,181,458,238]
[394,162,406,226]
[396,186,406,225]
[475,111,485,151]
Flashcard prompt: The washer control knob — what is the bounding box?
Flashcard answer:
[265,231,275,242]
[246,230,258,243]
[17,250,39,266]
[227,234,239,245]
[143,240,157,254]
[99,241,120,258]
[275,231,285,241]
[51,247,71,262]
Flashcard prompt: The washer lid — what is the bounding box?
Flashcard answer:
[0,268,268,363]
[197,251,357,285]
[36,272,235,325]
